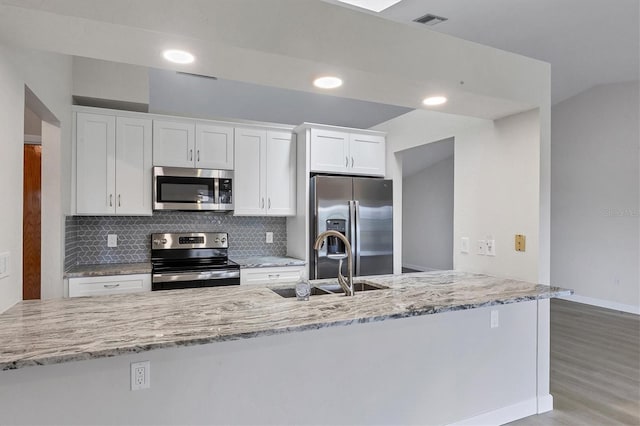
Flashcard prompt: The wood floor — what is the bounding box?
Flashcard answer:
[509,299,640,426]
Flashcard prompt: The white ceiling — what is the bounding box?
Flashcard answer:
[329,0,640,104]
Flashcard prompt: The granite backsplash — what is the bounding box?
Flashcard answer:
[64,212,287,269]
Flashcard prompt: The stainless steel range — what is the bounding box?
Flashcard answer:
[151,232,240,291]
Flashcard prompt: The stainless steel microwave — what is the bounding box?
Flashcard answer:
[153,167,233,212]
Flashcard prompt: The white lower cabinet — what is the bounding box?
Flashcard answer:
[240,266,305,285]
[68,274,151,297]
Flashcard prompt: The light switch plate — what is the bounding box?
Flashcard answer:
[265,232,273,244]
[491,310,499,328]
[107,234,118,248]
[477,240,486,255]
[486,239,496,256]
[460,237,470,254]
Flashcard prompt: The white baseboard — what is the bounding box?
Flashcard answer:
[449,398,537,426]
[537,393,553,413]
[559,294,640,315]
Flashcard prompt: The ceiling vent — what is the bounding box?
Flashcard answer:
[413,13,448,26]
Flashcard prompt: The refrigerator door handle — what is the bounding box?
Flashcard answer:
[349,200,356,276]
[354,200,361,276]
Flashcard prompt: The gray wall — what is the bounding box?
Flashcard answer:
[551,81,639,311]
[65,213,286,267]
[402,155,454,271]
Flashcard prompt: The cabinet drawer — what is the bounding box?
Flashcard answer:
[69,274,151,297]
[240,266,305,285]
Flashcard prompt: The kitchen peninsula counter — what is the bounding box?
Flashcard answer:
[0,271,569,371]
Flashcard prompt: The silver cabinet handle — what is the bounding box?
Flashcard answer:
[197,150,200,162]
[268,274,280,279]
[189,149,193,161]
[345,156,349,167]
[268,198,271,209]
[261,198,265,209]
[109,194,113,207]
[351,156,354,167]
[118,194,121,207]
[103,284,120,289]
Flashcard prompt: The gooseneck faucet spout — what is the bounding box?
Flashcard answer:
[314,230,354,296]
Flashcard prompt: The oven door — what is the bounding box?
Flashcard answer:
[153,166,234,211]
[152,269,240,291]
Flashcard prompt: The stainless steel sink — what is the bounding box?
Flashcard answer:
[269,286,333,298]
[269,281,387,298]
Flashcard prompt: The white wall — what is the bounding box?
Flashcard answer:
[551,81,640,312]
[402,155,454,271]
[72,56,149,105]
[0,45,72,312]
[375,108,541,283]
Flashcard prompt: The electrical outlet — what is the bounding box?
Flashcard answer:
[491,310,499,328]
[486,239,496,256]
[460,237,470,254]
[0,252,9,279]
[477,240,486,255]
[131,361,150,390]
[107,234,118,248]
[265,232,273,244]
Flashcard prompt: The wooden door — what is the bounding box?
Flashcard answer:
[23,144,41,300]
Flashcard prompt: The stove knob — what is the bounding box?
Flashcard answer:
[221,237,227,243]
[153,238,167,245]
[214,237,220,243]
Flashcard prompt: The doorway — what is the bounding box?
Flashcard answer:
[399,137,454,272]
[23,105,42,299]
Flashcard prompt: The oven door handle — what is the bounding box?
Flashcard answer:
[153,270,240,283]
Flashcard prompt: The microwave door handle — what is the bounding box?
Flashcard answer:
[214,178,220,206]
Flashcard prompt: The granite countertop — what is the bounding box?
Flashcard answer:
[64,262,152,278]
[231,256,306,268]
[0,271,570,370]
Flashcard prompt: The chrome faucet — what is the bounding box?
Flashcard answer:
[314,230,354,296]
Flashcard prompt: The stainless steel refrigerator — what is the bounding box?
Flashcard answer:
[310,175,393,280]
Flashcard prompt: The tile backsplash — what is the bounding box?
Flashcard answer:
[64,212,287,268]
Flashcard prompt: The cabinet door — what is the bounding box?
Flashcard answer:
[309,129,349,174]
[195,123,234,169]
[266,131,296,216]
[349,133,386,176]
[234,128,267,215]
[115,117,153,215]
[152,120,195,167]
[76,112,116,214]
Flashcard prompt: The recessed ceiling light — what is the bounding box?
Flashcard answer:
[336,0,403,13]
[423,96,448,106]
[313,76,343,89]
[162,49,195,64]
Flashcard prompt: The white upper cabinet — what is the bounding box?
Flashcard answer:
[152,120,195,168]
[195,124,234,170]
[266,131,296,216]
[76,112,152,216]
[76,113,116,214]
[308,127,385,177]
[348,133,385,176]
[234,128,296,216]
[154,120,234,169]
[234,128,266,215]
[310,129,349,174]
[115,117,153,215]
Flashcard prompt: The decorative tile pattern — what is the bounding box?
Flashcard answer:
[64,212,287,267]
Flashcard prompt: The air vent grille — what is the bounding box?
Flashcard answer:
[413,13,448,26]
